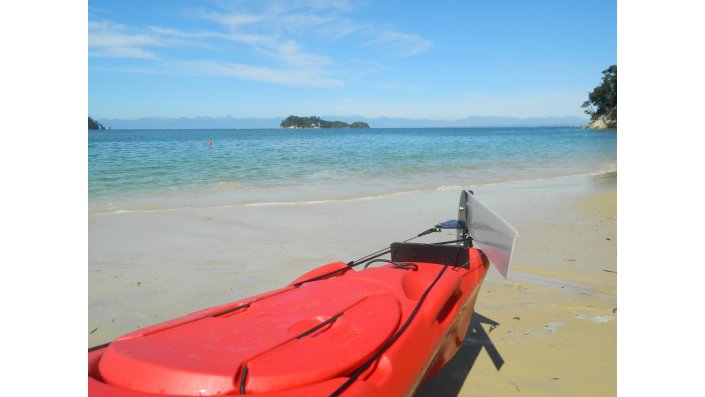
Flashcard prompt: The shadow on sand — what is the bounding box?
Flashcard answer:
[413,312,504,396]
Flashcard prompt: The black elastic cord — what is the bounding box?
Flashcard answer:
[239,309,345,394]
[431,238,467,245]
[350,248,393,266]
[212,303,251,317]
[348,228,442,267]
[292,228,440,288]
[363,259,418,271]
[291,261,358,288]
[239,364,249,394]
[88,342,111,352]
[394,262,419,271]
[329,264,450,397]
[295,311,344,339]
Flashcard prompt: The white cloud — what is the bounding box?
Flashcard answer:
[89,47,157,60]
[88,1,432,86]
[365,31,433,57]
[88,21,165,50]
[192,1,431,58]
[260,40,334,68]
[146,26,276,50]
[175,60,344,87]
[187,10,263,29]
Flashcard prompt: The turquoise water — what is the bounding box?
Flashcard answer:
[88,127,616,213]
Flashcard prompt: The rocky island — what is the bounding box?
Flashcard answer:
[280,115,369,129]
[89,116,107,130]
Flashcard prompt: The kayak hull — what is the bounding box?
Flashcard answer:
[89,243,490,396]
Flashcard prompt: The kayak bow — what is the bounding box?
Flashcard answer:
[88,190,517,396]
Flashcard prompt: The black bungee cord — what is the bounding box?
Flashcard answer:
[292,224,465,288]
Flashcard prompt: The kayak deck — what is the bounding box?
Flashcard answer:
[89,243,490,396]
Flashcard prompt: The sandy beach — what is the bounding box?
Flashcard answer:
[88,171,616,396]
[417,173,617,396]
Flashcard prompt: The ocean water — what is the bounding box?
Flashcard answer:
[88,127,616,214]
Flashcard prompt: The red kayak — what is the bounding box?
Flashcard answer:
[88,191,517,396]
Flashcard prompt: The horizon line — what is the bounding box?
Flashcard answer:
[94,114,590,121]
[90,125,591,131]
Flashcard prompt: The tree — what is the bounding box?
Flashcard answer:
[582,65,617,127]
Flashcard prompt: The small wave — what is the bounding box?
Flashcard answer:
[435,185,466,192]
[92,206,196,215]
[89,169,617,215]
[241,190,424,208]
[212,181,245,191]
[306,169,366,181]
[435,169,617,192]
[88,191,418,214]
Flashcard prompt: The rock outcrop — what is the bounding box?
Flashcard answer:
[586,114,616,130]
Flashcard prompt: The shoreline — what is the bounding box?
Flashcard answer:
[88,171,616,396]
[88,169,617,215]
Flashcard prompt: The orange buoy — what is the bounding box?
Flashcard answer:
[207,141,213,145]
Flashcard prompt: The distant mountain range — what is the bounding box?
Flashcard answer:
[97,115,589,130]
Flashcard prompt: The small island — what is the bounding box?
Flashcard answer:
[280,115,369,129]
[89,116,108,130]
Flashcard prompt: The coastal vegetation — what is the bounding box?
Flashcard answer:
[89,116,107,130]
[280,115,369,129]
[582,65,617,129]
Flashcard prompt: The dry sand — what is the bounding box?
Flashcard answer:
[88,172,616,396]
[417,173,617,397]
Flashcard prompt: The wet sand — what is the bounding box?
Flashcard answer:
[88,172,616,396]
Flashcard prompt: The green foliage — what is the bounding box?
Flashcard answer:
[88,116,106,130]
[280,115,369,129]
[349,122,369,128]
[582,65,617,125]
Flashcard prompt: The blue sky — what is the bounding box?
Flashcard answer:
[88,0,616,120]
